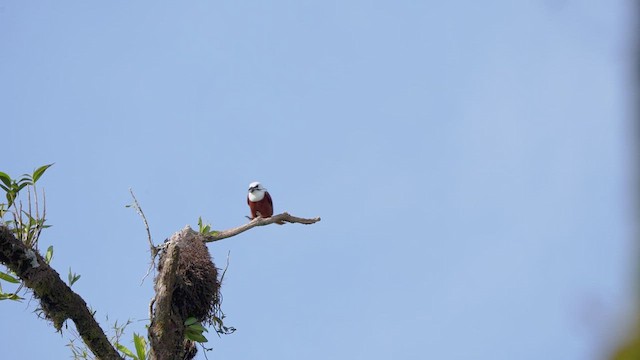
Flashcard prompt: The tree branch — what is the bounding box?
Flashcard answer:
[0,226,123,360]
[203,212,321,243]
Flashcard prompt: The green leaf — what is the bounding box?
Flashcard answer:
[6,192,15,207]
[45,246,54,264]
[0,271,19,284]
[184,317,198,326]
[17,175,32,187]
[185,331,208,343]
[0,292,23,301]
[32,163,53,183]
[116,343,138,359]
[187,323,208,333]
[68,268,81,286]
[133,333,146,360]
[0,184,9,193]
[0,172,11,188]
[184,318,210,343]
[16,182,30,192]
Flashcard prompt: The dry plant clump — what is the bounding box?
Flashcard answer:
[164,230,220,323]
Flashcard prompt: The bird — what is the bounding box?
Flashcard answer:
[247,181,284,224]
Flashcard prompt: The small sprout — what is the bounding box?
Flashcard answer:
[115,333,148,360]
[44,245,54,264]
[68,268,81,287]
[197,217,219,237]
[116,343,137,359]
[133,333,147,360]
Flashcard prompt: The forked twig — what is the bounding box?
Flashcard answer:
[128,188,158,284]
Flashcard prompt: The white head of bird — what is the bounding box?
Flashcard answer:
[248,181,266,202]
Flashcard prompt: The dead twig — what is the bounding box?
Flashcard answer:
[128,188,158,285]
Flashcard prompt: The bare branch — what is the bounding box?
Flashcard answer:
[203,212,321,243]
[129,188,154,253]
[128,188,158,285]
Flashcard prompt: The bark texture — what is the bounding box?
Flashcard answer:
[148,240,182,359]
[0,226,122,360]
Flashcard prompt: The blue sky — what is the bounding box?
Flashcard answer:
[0,1,634,359]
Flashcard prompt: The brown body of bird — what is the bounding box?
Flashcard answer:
[247,190,274,219]
[247,182,284,224]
